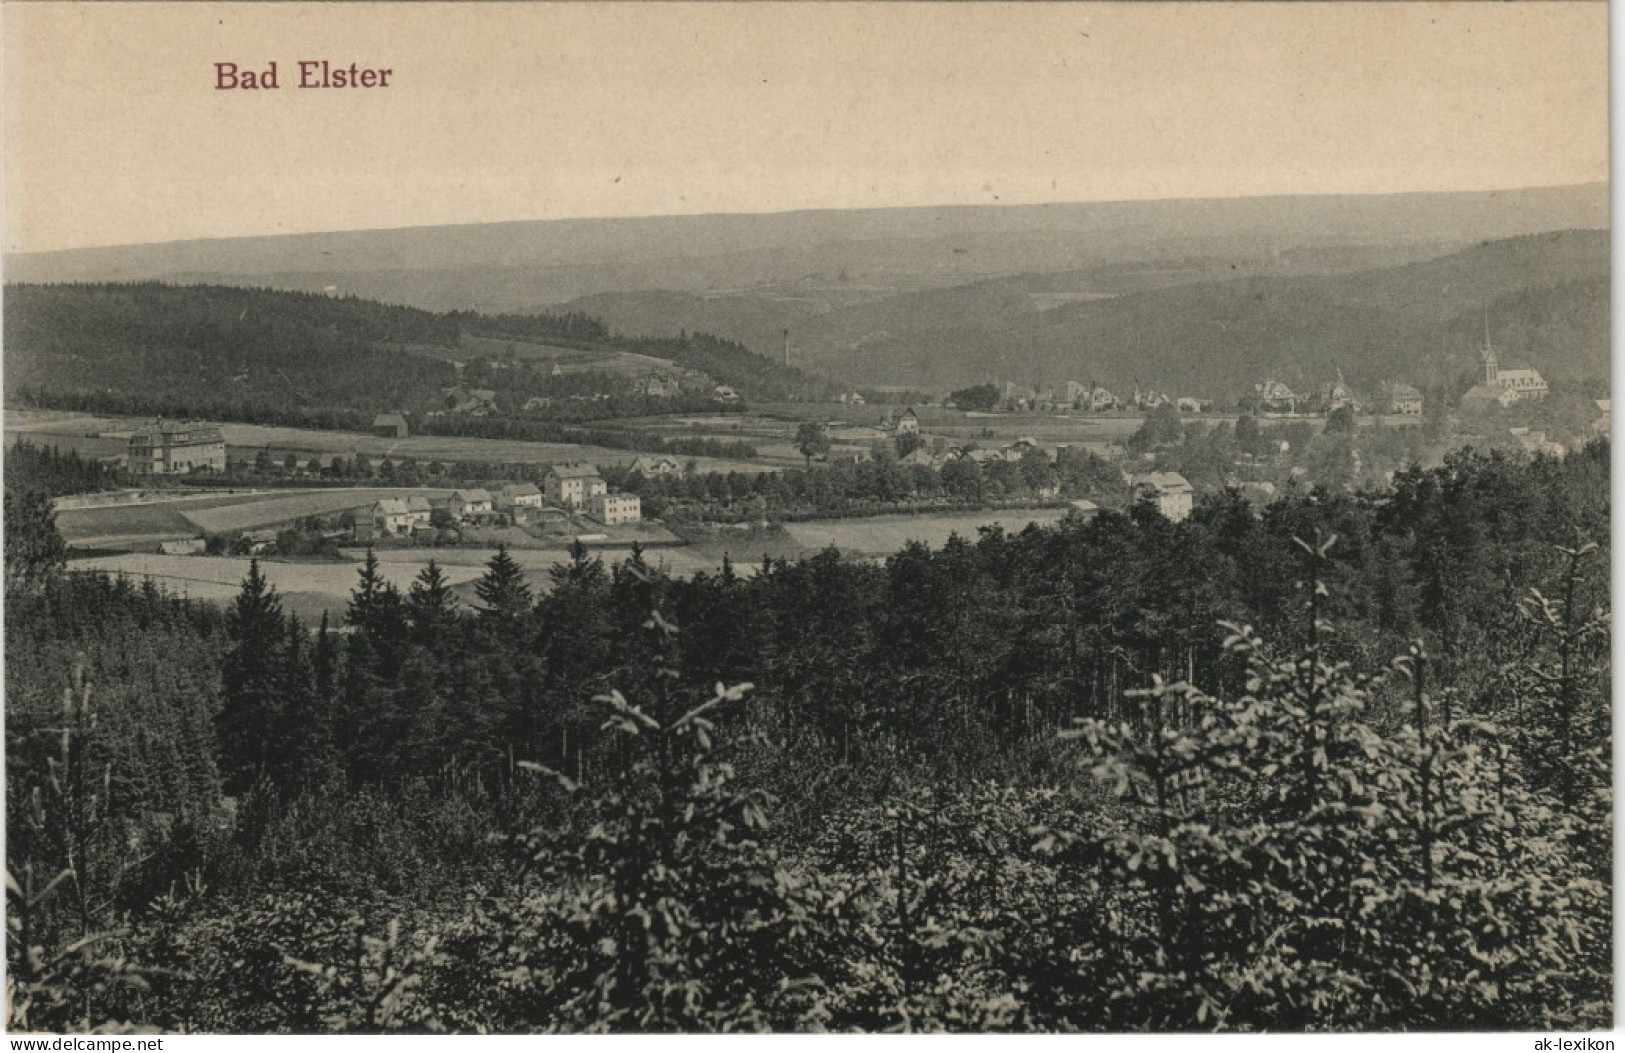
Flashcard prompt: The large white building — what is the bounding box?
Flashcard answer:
[546,463,608,509]
[127,421,226,475]
[587,492,642,525]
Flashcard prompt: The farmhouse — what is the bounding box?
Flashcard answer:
[374,495,433,535]
[448,489,494,519]
[587,492,642,526]
[374,498,414,536]
[127,420,227,475]
[372,413,409,439]
[713,385,741,403]
[495,482,544,512]
[546,463,608,509]
[1130,472,1195,522]
[159,537,207,556]
[895,408,920,435]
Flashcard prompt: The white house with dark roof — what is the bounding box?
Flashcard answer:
[495,482,544,512]
[449,489,494,519]
[587,492,642,525]
[127,420,227,475]
[545,463,608,509]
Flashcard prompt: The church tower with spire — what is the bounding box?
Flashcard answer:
[1480,308,1499,385]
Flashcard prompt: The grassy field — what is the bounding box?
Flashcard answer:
[456,333,680,376]
[66,553,487,625]
[54,503,202,545]
[68,547,722,623]
[54,487,454,547]
[67,507,1075,622]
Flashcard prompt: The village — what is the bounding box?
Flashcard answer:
[49,326,1591,585]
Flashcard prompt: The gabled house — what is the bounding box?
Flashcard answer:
[1316,374,1361,414]
[374,496,432,535]
[449,489,494,519]
[1378,382,1424,416]
[628,455,683,477]
[1254,381,1298,415]
[896,408,920,435]
[495,482,544,512]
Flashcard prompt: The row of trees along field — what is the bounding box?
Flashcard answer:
[4,442,1610,1032]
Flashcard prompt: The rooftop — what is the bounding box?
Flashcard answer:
[549,463,604,480]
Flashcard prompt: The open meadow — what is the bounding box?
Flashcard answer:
[66,506,1074,622]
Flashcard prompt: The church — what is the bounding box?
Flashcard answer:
[1461,326,1548,409]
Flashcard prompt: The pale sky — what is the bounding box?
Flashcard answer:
[2,2,1610,254]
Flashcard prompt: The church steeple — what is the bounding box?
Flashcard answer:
[1481,306,1499,385]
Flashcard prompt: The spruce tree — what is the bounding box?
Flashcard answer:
[218,561,286,795]
[474,545,533,623]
